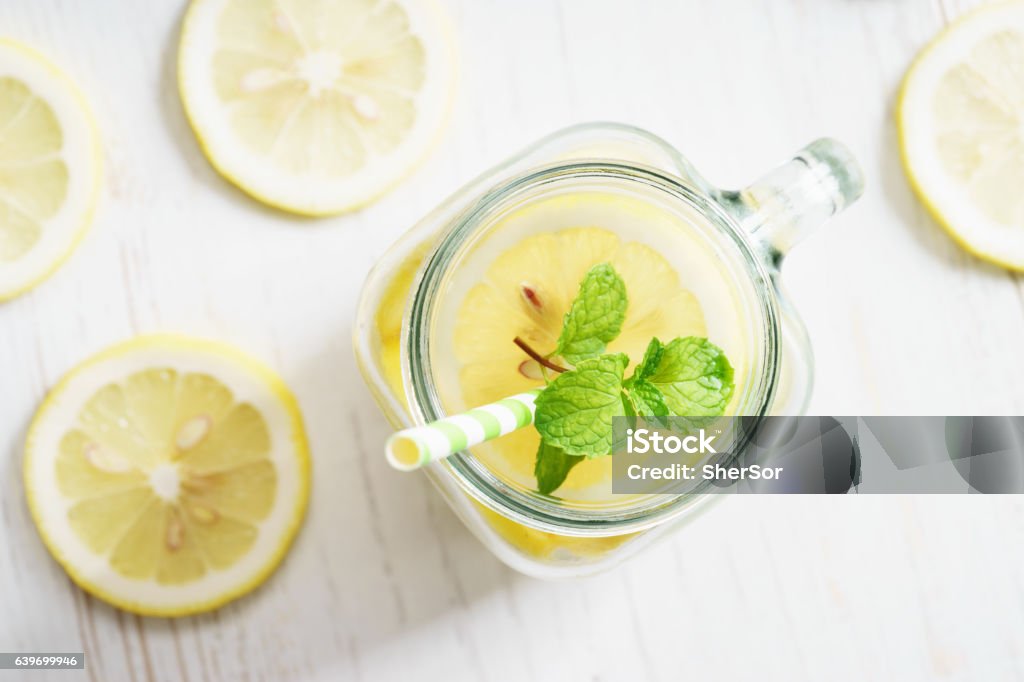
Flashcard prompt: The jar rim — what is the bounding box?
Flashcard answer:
[403,161,781,536]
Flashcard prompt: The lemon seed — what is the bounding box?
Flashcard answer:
[84,443,133,473]
[176,415,212,452]
[188,504,219,525]
[165,514,185,552]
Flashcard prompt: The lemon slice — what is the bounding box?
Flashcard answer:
[898,1,1024,270]
[24,336,311,616]
[178,0,456,215]
[0,39,101,301]
[454,223,706,493]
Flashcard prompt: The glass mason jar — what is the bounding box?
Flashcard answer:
[354,122,863,578]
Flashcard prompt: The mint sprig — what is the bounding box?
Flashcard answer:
[516,263,735,496]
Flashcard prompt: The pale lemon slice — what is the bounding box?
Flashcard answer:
[454,221,706,493]
[0,39,101,301]
[24,336,311,617]
[898,1,1024,270]
[178,0,456,215]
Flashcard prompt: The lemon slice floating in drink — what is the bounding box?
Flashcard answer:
[455,224,707,492]
[0,39,101,301]
[899,1,1024,270]
[178,0,456,215]
[24,336,310,617]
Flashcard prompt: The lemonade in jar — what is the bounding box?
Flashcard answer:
[355,123,863,578]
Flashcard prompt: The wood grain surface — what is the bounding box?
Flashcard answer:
[1,0,1023,680]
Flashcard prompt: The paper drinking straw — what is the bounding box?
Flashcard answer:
[386,390,541,471]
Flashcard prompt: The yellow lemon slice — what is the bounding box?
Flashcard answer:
[0,39,101,301]
[24,336,311,617]
[454,220,706,494]
[898,1,1024,270]
[178,0,456,215]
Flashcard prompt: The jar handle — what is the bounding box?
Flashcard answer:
[720,139,865,264]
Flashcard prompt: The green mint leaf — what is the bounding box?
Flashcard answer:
[627,379,670,418]
[614,391,636,453]
[554,263,627,364]
[534,440,584,496]
[534,353,628,457]
[645,337,735,416]
[627,337,665,385]
[621,390,636,417]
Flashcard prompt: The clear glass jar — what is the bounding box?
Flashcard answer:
[354,122,863,578]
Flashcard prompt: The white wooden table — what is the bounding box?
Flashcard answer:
[3,1,1024,680]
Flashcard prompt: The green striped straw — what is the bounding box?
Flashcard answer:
[386,389,541,471]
